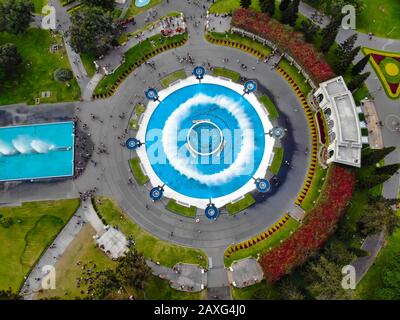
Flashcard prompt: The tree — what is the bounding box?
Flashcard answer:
[240,0,252,9]
[339,34,358,52]
[115,249,151,290]
[82,0,115,9]
[307,256,352,300]
[362,146,396,167]
[260,0,275,16]
[320,15,342,53]
[375,255,400,299]
[70,6,118,57]
[279,0,291,11]
[324,240,355,265]
[281,0,300,26]
[88,269,121,300]
[334,46,360,75]
[0,43,22,80]
[54,68,73,82]
[347,71,370,91]
[359,200,399,236]
[300,19,319,43]
[277,279,305,300]
[352,54,370,75]
[0,0,33,34]
[375,163,400,176]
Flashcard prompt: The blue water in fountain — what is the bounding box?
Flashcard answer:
[0,122,75,181]
[145,83,266,199]
[135,0,150,8]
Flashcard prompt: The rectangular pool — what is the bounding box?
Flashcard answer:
[0,122,75,182]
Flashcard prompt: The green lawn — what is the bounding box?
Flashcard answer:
[129,158,149,185]
[209,0,260,14]
[259,95,279,120]
[35,224,117,299]
[278,59,312,95]
[226,194,256,215]
[224,218,300,267]
[93,197,208,268]
[166,200,197,218]
[94,33,187,95]
[232,280,280,300]
[160,69,186,88]
[269,147,284,175]
[0,28,81,105]
[31,0,47,14]
[80,53,96,78]
[357,0,400,39]
[125,0,164,18]
[209,32,272,57]
[0,199,80,292]
[129,103,146,130]
[299,165,328,211]
[213,67,240,82]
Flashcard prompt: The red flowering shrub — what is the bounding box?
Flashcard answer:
[259,164,356,282]
[231,9,335,84]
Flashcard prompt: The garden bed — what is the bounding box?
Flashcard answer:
[166,200,197,218]
[129,158,149,185]
[226,194,256,215]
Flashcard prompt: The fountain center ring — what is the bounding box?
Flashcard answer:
[186,120,224,156]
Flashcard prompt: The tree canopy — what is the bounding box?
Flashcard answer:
[0,0,33,34]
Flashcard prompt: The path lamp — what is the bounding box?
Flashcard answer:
[205,200,220,220]
[193,66,206,83]
[125,138,143,150]
[254,178,271,193]
[145,87,160,102]
[150,185,165,202]
[243,80,257,95]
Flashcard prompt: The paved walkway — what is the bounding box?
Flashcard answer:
[147,261,207,293]
[227,258,264,289]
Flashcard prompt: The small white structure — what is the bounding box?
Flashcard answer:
[314,76,362,167]
[115,0,126,4]
[96,227,129,259]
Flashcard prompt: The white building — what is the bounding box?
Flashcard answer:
[314,76,362,168]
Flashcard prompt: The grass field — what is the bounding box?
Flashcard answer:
[0,28,81,105]
[129,158,149,185]
[35,224,117,299]
[269,147,284,175]
[160,69,186,88]
[209,0,261,14]
[129,103,146,130]
[226,194,256,215]
[232,280,279,300]
[93,197,208,268]
[80,53,96,78]
[259,95,279,120]
[224,218,300,267]
[209,32,273,57]
[278,59,312,96]
[299,165,328,211]
[0,199,80,292]
[213,67,240,82]
[166,200,197,218]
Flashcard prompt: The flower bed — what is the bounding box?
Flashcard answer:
[231,8,335,84]
[316,111,327,145]
[259,165,356,282]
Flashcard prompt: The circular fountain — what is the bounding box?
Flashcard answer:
[136,75,275,208]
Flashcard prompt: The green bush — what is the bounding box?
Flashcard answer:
[0,216,13,228]
[54,68,73,82]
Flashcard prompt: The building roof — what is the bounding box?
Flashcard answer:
[315,76,362,167]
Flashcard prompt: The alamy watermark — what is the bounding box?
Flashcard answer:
[41,5,56,30]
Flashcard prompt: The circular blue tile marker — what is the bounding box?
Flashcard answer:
[126,138,141,150]
[269,126,286,139]
[145,88,159,101]
[255,178,271,193]
[150,186,164,201]
[244,80,257,94]
[205,204,219,220]
[193,66,206,80]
